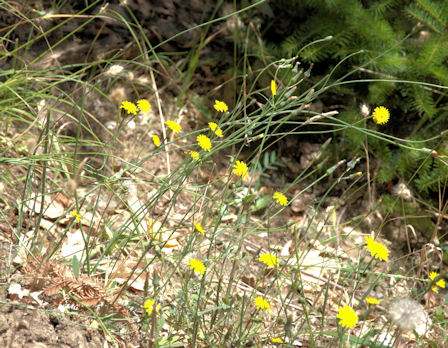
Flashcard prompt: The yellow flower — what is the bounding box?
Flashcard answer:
[137,99,151,113]
[214,100,228,112]
[270,337,284,344]
[431,285,439,293]
[365,236,389,262]
[254,296,271,312]
[120,101,138,115]
[232,160,248,180]
[209,122,218,131]
[273,192,288,206]
[365,296,380,305]
[372,106,390,125]
[194,222,204,235]
[271,80,277,96]
[188,151,201,162]
[143,299,161,316]
[258,253,278,268]
[429,272,445,293]
[337,305,358,329]
[188,258,206,275]
[197,134,212,151]
[70,210,82,222]
[208,122,223,137]
[165,120,182,133]
[152,135,160,147]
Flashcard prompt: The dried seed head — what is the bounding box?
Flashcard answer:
[389,298,431,335]
[109,87,127,105]
[391,182,413,201]
[66,179,78,196]
[105,64,124,77]
[360,103,370,118]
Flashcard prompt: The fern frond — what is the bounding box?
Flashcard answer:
[370,0,403,16]
[407,84,437,119]
[406,0,448,34]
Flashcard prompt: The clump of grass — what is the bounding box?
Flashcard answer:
[0,1,446,347]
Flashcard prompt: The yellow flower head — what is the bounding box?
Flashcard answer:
[258,253,279,268]
[120,101,138,115]
[372,106,390,125]
[214,100,228,112]
[209,122,218,131]
[165,120,182,133]
[337,305,358,329]
[365,296,380,305]
[270,337,284,344]
[194,222,204,235]
[152,135,160,147]
[273,192,288,206]
[197,134,212,151]
[271,80,277,96]
[188,258,206,275]
[365,236,389,262]
[208,122,223,137]
[232,160,248,180]
[137,99,151,113]
[143,299,161,316]
[254,296,271,312]
[70,210,82,222]
[187,151,201,162]
[429,272,445,293]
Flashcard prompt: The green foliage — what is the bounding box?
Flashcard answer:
[255,151,285,177]
[414,155,448,194]
[261,0,448,120]
[257,0,448,209]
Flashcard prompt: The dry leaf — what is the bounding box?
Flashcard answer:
[23,193,70,219]
[8,283,29,299]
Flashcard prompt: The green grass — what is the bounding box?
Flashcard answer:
[0,1,446,347]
